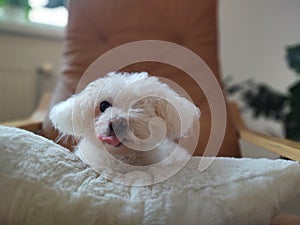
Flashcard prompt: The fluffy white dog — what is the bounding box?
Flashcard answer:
[50,72,200,174]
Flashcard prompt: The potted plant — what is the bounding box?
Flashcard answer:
[225,43,300,141]
[0,0,30,20]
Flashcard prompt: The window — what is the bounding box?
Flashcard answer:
[29,0,67,27]
[0,0,68,27]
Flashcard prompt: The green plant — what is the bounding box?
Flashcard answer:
[0,0,30,19]
[225,43,300,141]
[2,0,29,8]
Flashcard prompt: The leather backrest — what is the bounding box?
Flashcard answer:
[51,0,240,157]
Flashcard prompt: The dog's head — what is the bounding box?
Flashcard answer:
[50,72,200,159]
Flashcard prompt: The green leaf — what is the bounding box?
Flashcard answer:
[4,0,29,8]
[286,132,300,142]
[285,124,300,141]
[289,81,300,95]
[286,44,300,75]
[286,111,300,121]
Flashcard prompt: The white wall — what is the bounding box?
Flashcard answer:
[219,0,300,90]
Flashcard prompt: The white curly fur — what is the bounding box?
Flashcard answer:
[50,72,200,171]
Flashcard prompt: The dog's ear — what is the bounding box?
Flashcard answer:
[50,97,77,135]
[155,94,200,139]
[50,77,107,136]
[50,95,90,136]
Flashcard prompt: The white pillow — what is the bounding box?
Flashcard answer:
[0,126,299,225]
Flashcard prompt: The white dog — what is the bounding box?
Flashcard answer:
[50,72,200,174]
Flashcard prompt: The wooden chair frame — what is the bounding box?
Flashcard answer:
[229,103,300,162]
[1,94,51,133]
[1,96,299,162]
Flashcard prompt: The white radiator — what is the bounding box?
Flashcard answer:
[0,66,38,122]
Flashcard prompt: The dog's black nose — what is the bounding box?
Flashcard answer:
[109,117,128,134]
[109,122,114,132]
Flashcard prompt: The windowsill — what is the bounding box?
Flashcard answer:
[0,16,65,40]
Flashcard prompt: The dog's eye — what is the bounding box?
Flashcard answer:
[100,101,111,112]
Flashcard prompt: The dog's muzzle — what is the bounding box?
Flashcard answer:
[99,117,128,147]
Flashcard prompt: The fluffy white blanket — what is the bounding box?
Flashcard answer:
[0,126,300,225]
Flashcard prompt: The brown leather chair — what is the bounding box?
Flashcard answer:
[43,0,240,157]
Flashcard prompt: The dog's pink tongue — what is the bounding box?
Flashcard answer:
[99,135,121,146]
